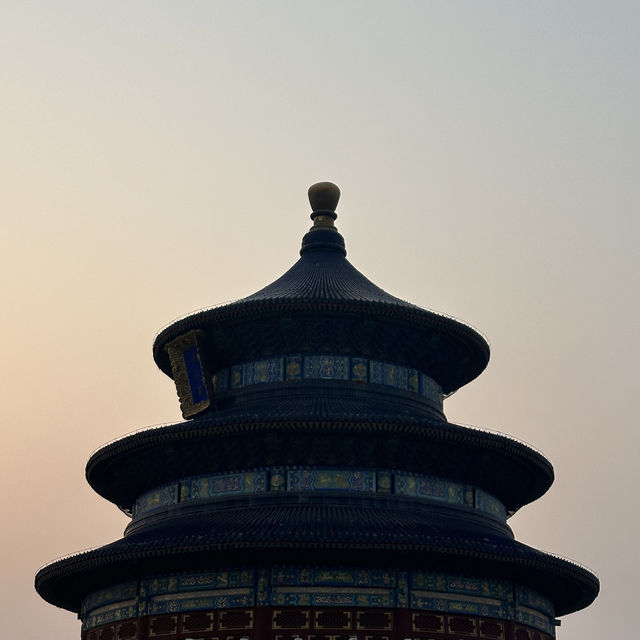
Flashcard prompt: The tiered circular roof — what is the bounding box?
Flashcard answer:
[36,182,599,622]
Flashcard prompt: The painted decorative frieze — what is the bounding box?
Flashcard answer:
[211,354,443,411]
[81,567,555,636]
[133,468,506,522]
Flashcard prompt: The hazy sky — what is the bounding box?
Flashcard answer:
[2,2,638,638]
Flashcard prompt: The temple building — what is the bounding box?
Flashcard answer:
[36,182,598,640]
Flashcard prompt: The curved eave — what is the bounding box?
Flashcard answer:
[153,300,490,395]
[36,528,598,617]
[85,414,553,514]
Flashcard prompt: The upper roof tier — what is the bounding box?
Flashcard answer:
[153,183,490,400]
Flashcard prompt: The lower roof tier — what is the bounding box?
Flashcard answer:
[86,392,554,514]
[35,515,598,618]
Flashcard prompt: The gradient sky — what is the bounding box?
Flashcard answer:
[2,2,638,638]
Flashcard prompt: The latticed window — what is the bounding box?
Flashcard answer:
[149,615,177,636]
[315,610,351,629]
[273,609,310,629]
[117,621,137,639]
[449,616,476,635]
[219,610,253,629]
[183,612,214,632]
[98,627,115,640]
[412,613,443,632]
[356,611,392,630]
[479,618,504,638]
